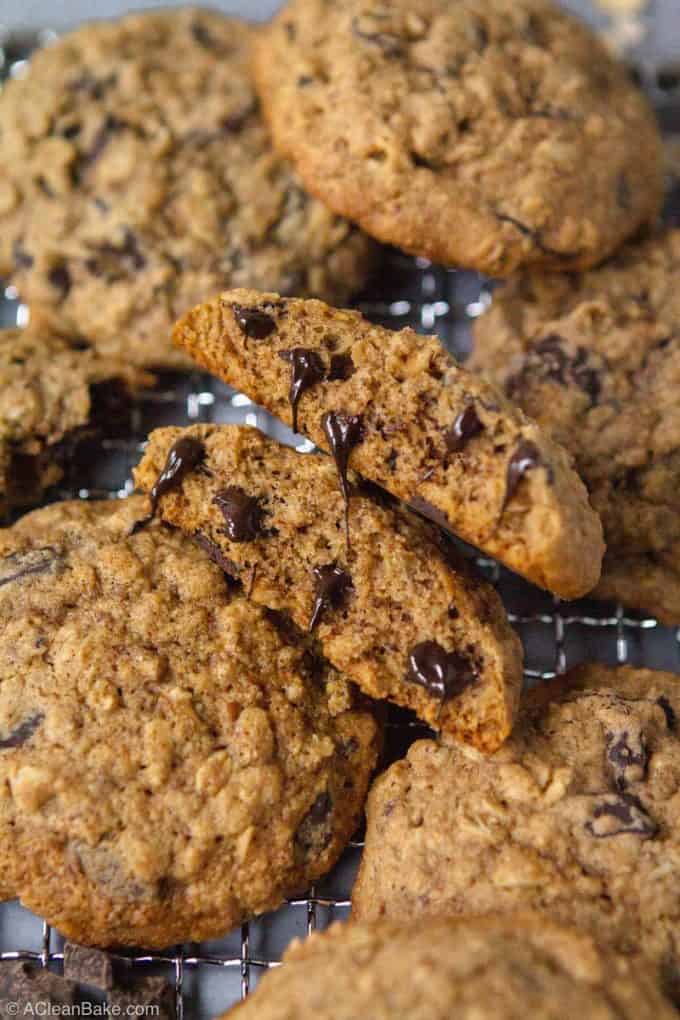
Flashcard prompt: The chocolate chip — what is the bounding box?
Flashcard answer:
[0,547,62,588]
[405,640,477,702]
[232,304,277,340]
[194,534,241,583]
[295,792,333,854]
[63,944,114,990]
[279,348,325,433]
[221,102,257,133]
[586,793,657,839]
[657,696,677,732]
[48,265,72,299]
[85,114,125,167]
[445,403,484,453]
[309,564,352,631]
[328,353,355,381]
[85,229,146,279]
[191,20,222,51]
[321,412,364,519]
[131,437,205,533]
[12,239,33,269]
[606,728,647,789]
[503,440,543,511]
[507,335,600,402]
[0,713,43,750]
[213,486,264,542]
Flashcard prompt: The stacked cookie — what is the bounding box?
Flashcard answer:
[0,0,679,1016]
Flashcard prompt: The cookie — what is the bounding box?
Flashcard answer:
[471,229,680,623]
[353,664,680,998]
[224,913,676,1020]
[0,10,376,369]
[133,424,523,752]
[0,496,379,947]
[0,326,151,520]
[174,289,603,599]
[253,0,662,276]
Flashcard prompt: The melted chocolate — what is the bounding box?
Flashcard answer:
[445,403,484,453]
[322,412,364,541]
[606,728,647,789]
[48,265,72,299]
[309,564,352,631]
[279,348,325,432]
[213,486,263,542]
[0,547,62,588]
[131,437,204,533]
[232,304,277,340]
[503,440,542,511]
[0,713,44,750]
[194,534,241,583]
[328,353,355,381]
[658,696,677,732]
[586,793,657,839]
[405,641,477,702]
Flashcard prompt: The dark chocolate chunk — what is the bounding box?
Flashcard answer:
[309,564,352,632]
[321,411,364,516]
[405,640,477,702]
[232,304,277,340]
[279,348,325,433]
[131,437,205,533]
[657,696,677,732]
[295,791,333,854]
[328,353,355,381]
[586,792,657,839]
[213,486,264,543]
[108,976,175,1020]
[0,713,43,750]
[194,534,241,581]
[507,335,600,402]
[12,240,33,269]
[0,962,76,1011]
[63,944,114,990]
[84,229,146,279]
[445,403,484,453]
[0,547,62,588]
[606,728,647,789]
[48,265,72,299]
[84,114,125,168]
[503,440,542,510]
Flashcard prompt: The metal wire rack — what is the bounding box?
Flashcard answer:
[1,18,680,1020]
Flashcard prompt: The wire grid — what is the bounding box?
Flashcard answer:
[1,22,680,1020]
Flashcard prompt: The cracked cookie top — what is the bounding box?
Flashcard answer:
[353,664,680,1001]
[254,0,662,276]
[0,9,376,368]
[225,913,677,1020]
[471,228,680,623]
[0,496,379,947]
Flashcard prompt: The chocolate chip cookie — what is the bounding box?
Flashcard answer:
[174,289,603,599]
[0,10,376,369]
[353,664,680,999]
[471,229,680,623]
[224,913,676,1020]
[254,0,662,276]
[0,326,151,520]
[133,424,523,752]
[0,496,379,947]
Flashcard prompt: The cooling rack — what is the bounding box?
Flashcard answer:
[1,16,680,1020]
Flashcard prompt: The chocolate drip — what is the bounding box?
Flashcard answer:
[279,348,325,433]
[132,437,204,533]
[0,713,44,750]
[322,412,363,543]
[445,403,484,453]
[232,304,277,340]
[502,440,542,511]
[213,486,263,542]
[309,564,352,632]
[405,640,477,702]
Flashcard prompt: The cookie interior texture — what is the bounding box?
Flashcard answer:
[353,664,680,1001]
[133,424,523,753]
[471,228,680,623]
[254,0,662,275]
[0,327,151,519]
[173,289,604,600]
[224,914,677,1020]
[0,496,379,947]
[0,9,376,369]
